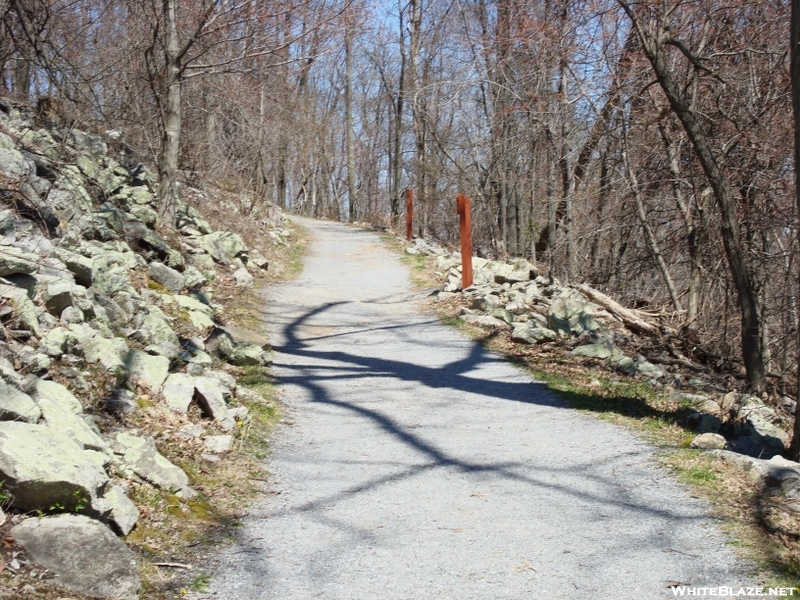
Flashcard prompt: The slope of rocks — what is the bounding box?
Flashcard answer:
[405,236,800,499]
[0,97,287,597]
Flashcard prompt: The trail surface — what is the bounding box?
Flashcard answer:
[202,217,752,599]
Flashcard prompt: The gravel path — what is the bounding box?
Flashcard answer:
[200,217,753,599]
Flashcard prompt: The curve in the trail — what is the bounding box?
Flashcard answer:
[200,216,753,600]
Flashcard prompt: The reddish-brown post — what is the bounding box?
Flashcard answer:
[405,189,413,241]
[456,194,473,289]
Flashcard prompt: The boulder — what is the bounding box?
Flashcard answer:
[182,265,208,289]
[710,450,800,499]
[113,431,194,497]
[83,336,129,372]
[39,326,78,357]
[690,433,727,450]
[95,484,140,535]
[229,342,270,366]
[249,249,269,270]
[162,372,196,413]
[0,247,39,276]
[34,379,82,414]
[233,266,254,287]
[0,380,41,423]
[51,248,93,287]
[204,328,234,359]
[126,349,169,394]
[570,342,614,359]
[0,422,108,513]
[203,435,234,454]
[546,297,600,337]
[148,261,184,293]
[10,514,140,600]
[194,377,236,430]
[511,324,557,345]
[134,306,179,348]
[201,231,247,264]
[0,284,40,336]
[459,314,511,329]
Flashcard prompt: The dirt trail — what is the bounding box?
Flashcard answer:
[200,217,752,599]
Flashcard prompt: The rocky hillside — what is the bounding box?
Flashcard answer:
[0,96,290,598]
[404,237,800,500]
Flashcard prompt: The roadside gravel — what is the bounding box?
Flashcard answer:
[199,216,754,599]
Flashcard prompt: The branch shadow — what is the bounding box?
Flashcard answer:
[217,300,752,592]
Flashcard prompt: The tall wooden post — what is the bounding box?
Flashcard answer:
[457,194,473,289]
[405,189,413,241]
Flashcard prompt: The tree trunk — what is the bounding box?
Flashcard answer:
[789,0,800,459]
[345,16,357,222]
[622,129,683,312]
[157,0,181,229]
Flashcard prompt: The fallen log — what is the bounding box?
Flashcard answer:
[575,283,660,336]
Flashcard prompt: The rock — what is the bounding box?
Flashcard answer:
[135,306,179,348]
[220,324,270,348]
[83,336,129,372]
[546,297,602,337]
[105,388,138,415]
[634,356,666,379]
[459,314,511,329]
[38,394,109,453]
[228,406,249,422]
[233,266,254,287]
[182,265,208,289]
[205,369,236,395]
[0,247,39,276]
[51,248,93,287]
[70,129,108,156]
[126,349,170,394]
[10,514,140,600]
[201,231,247,264]
[229,342,270,366]
[0,422,108,513]
[570,342,614,359]
[176,423,206,439]
[148,261,184,293]
[608,353,637,375]
[249,249,269,270]
[0,284,40,336]
[204,328,234,359]
[0,380,41,423]
[194,377,236,430]
[97,484,140,535]
[34,379,82,414]
[113,432,194,496]
[710,450,800,499]
[204,435,234,454]
[690,433,727,450]
[162,373,196,413]
[487,307,514,324]
[510,324,556,344]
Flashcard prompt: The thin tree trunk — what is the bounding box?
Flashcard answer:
[345,16,357,222]
[791,0,800,458]
[157,0,181,229]
[622,128,683,313]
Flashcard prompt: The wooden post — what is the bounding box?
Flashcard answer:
[405,189,413,241]
[457,194,473,289]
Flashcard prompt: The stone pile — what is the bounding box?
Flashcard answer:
[0,97,281,597]
[408,236,798,484]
